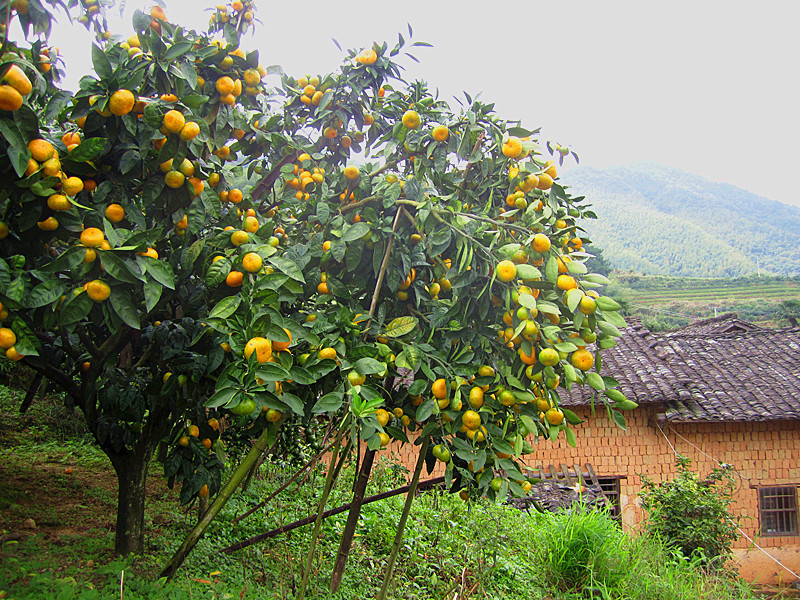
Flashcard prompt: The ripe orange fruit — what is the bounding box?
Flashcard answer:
[244,337,272,363]
[496,260,517,282]
[556,274,577,291]
[230,230,249,246]
[188,424,200,437]
[271,328,292,352]
[162,109,185,133]
[6,347,24,361]
[61,176,83,196]
[502,136,522,159]
[164,170,185,189]
[538,348,560,367]
[431,378,447,399]
[242,252,262,272]
[401,110,420,129]
[375,408,391,426]
[242,215,258,233]
[462,410,481,430]
[0,327,17,349]
[357,48,377,65]
[47,194,71,211]
[317,281,330,294]
[80,227,104,248]
[468,386,484,409]
[28,139,55,162]
[378,432,390,447]
[571,349,594,371]
[37,217,58,231]
[225,271,244,287]
[2,64,32,96]
[343,165,359,180]
[545,407,564,426]
[532,233,551,253]
[536,173,554,190]
[518,346,537,365]
[109,89,135,115]
[318,347,337,360]
[579,296,597,315]
[198,484,209,499]
[432,125,449,142]
[179,121,200,141]
[137,247,158,259]
[85,279,111,302]
[228,188,243,204]
[0,85,23,111]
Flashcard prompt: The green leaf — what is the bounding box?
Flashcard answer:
[566,260,587,275]
[63,137,106,162]
[59,292,92,326]
[110,289,140,329]
[267,256,305,282]
[586,372,605,391]
[597,321,622,337]
[517,293,537,310]
[143,280,162,313]
[555,342,578,353]
[165,41,193,60]
[566,288,583,313]
[205,386,238,408]
[583,273,611,285]
[562,408,583,425]
[205,258,230,288]
[384,316,418,338]
[341,222,371,243]
[288,366,315,385]
[416,398,436,422]
[545,256,559,283]
[28,280,65,308]
[313,391,344,413]
[99,252,142,284]
[353,357,385,375]
[139,256,176,289]
[209,295,241,320]
[596,296,622,311]
[280,393,305,416]
[602,310,628,329]
[255,362,292,382]
[515,264,541,281]
[39,246,85,273]
[611,410,627,430]
[91,44,112,79]
[565,426,577,448]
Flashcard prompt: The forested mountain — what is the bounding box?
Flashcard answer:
[561,162,800,277]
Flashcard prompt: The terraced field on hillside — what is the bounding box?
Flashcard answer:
[609,276,800,330]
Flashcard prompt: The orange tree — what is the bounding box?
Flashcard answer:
[0,0,636,576]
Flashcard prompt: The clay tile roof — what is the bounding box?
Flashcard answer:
[559,315,800,423]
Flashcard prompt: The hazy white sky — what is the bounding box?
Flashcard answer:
[37,0,800,206]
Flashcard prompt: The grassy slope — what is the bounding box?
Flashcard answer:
[0,384,761,600]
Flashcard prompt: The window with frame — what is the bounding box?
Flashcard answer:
[759,486,799,536]
[597,476,622,520]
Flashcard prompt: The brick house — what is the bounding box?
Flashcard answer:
[388,314,800,583]
[523,314,800,584]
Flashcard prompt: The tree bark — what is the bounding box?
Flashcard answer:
[108,442,156,555]
[329,447,375,593]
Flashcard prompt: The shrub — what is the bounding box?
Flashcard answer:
[639,455,738,567]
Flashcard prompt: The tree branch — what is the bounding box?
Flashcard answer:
[254,152,298,211]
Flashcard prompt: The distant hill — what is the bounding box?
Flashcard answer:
[560,162,800,277]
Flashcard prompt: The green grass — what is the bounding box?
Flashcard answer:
[0,379,764,599]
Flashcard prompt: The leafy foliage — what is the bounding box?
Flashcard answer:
[639,456,739,567]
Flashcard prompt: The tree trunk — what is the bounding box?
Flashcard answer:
[329,447,375,592]
[109,443,155,555]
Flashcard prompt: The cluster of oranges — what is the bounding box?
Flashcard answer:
[0,64,32,112]
[0,325,23,362]
[286,153,325,201]
[24,137,102,233]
